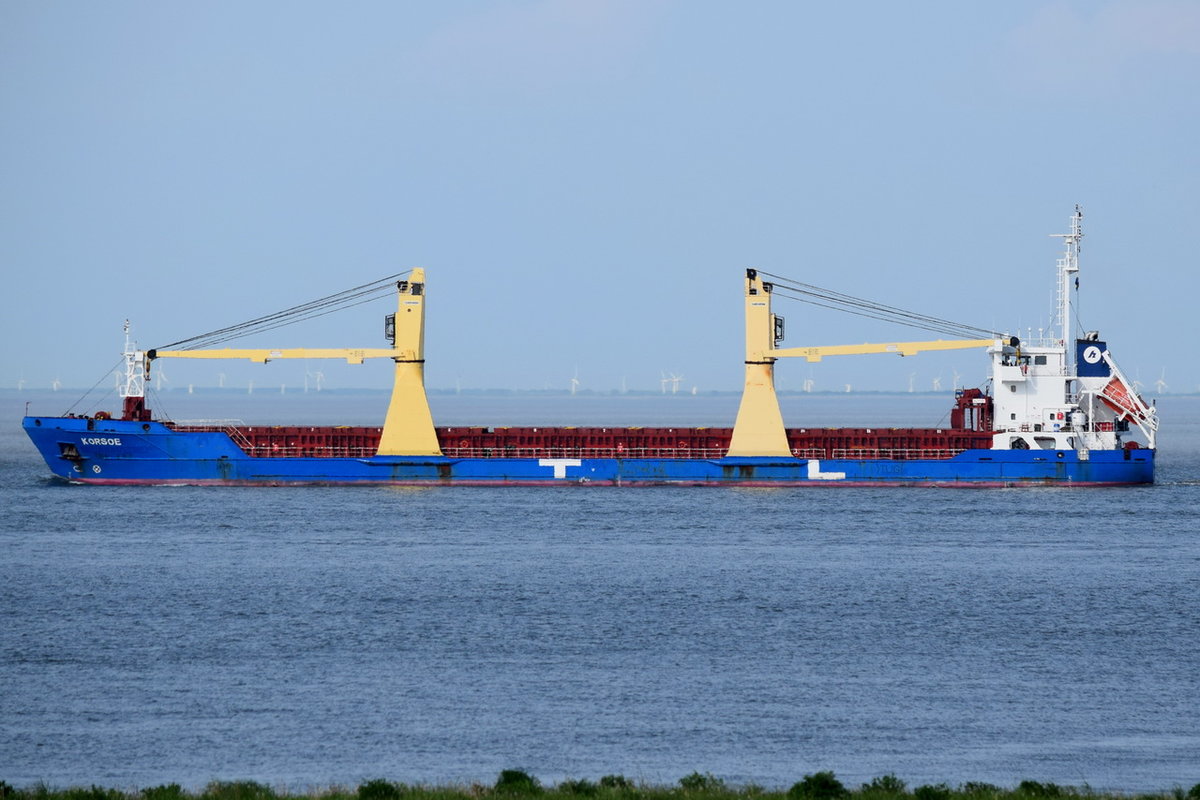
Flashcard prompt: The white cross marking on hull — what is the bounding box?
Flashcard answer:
[538,458,582,479]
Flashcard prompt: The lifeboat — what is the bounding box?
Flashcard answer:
[1099,377,1149,422]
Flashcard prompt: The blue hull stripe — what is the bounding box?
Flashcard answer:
[23,417,1155,487]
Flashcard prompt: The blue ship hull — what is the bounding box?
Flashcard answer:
[23,416,1155,487]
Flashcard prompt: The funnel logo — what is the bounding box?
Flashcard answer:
[1076,340,1110,377]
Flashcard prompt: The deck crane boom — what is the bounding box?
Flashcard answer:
[142,269,440,456]
[727,269,1001,457]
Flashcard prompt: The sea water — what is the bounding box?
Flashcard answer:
[2,390,1198,792]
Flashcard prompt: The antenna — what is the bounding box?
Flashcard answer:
[1050,205,1083,358]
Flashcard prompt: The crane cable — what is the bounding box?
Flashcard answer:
[758,270,1001,341]
[158,271,412,350]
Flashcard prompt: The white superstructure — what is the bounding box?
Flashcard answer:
[989,207,1157,453]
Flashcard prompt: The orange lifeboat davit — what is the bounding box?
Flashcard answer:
[1099,377,1148,422]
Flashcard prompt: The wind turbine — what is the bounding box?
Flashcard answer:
[570,367,580,396]
[660,371,670,394]
[51,377,61,391]
[218,372,226,389]
[952,369,961,391]
[803,378,815,393]
[1155,369,1168,395]
[908,372,916,393]
[669,372,683,394]
[932,375,943,392]
[303,366,325,393]
[17,378,26,391]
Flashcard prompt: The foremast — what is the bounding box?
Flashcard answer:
[120,321,151,421]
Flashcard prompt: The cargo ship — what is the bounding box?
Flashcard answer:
[23,209,1157,486]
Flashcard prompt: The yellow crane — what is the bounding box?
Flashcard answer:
[727,269,998,457]
[143,267,994,460]
[147,269,441,457]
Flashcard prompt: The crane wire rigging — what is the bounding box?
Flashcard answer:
[757,270,1001,341]
[158,271,412,351]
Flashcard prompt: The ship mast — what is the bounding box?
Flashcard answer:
[1051,205,1083,367]
[119,320,152,420]
[119,320,145,401]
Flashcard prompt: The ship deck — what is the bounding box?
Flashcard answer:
[166,423,995,460]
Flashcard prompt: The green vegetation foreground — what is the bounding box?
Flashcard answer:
[3,771,1199,800]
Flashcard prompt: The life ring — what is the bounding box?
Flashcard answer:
[458,439,469,448]
[678,440,687,448]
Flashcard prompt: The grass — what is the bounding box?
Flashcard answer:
[0,774,1196,800]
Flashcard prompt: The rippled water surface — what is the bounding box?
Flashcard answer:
[3,391,1198,792]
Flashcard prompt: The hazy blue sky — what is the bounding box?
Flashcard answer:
[3,1,1197,395]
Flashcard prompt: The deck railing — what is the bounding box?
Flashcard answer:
[191,443,972,460]
[829,448,966,460]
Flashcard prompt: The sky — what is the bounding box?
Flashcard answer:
[2,1,1198,396]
